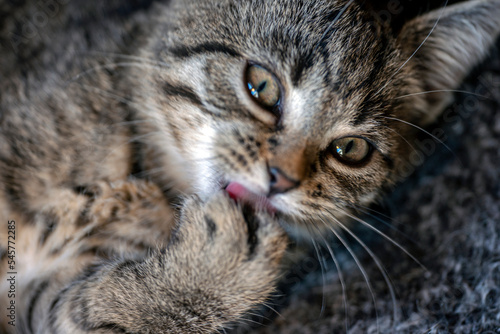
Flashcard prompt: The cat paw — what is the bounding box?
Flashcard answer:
[77,180,170,221]
[167,191,288,315]
[75,179,175,251]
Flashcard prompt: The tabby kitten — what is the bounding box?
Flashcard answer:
[1,0,499,333]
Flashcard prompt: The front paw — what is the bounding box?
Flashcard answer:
[167,192,288,313]
[53,192,287,334]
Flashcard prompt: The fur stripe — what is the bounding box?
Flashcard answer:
[292,51,315,86]
[242,206,259,258]
[292,9,342,86]
[204,215,217,239]
[168,42,241,59]
[39,214,58,246]
[47,286,69,334]
[162,82,203,106]
[94,324,129,333]
[27,280,50,334]
[354,32,391,126]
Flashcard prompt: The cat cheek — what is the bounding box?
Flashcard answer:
[178,126,221,198]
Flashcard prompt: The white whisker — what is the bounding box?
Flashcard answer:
[80,50,171,68]
[311,239,327,318]
[315,0,355,54]
[320,213,381,334]
[330,212,400,330]
[75,83,163,111]
[380,125,419,157]
[382,115,458,161]
[395,89,491,100]
[260,301,282,319]
[317,232,349,333]
[68,62,169,83]
[345,202,417,244]
[341,209,427,271]
[375,0,449,97]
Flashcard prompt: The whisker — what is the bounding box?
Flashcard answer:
[75,83,164,111]
[382,115,459,161]
[380,125,419,156]
[260,301,282,319]
[314,0,355,53]
[340,209,427,271]
[319,213,380,334]
[100,131,164,165]
[344,201,403,228]
[375,0,449,97]
[80,50,171,68]
[394,89,491,100]
[311,239,327,318]
[244,311,270,321]
[346,203,419,247]
[317,231,349,333]
[236,316,264,327]
[330,212,400,330]
[67,62,170,83]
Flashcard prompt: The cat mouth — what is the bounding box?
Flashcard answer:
[225,182,277,215]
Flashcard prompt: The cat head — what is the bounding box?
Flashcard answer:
[131,0,500,236]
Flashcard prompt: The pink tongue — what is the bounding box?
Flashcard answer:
[226,182,276,215]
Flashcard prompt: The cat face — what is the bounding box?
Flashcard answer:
[132,0,500,235]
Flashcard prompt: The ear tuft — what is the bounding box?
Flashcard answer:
[398,0,500,124]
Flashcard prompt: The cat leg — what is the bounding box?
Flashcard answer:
[30,191,287,334]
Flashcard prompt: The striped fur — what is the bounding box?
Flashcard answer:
[1,0,499,332]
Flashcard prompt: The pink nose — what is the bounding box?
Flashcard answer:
[269,167,299,195]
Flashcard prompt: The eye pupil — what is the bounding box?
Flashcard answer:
[257,81,267,93]
[345,140,354,154]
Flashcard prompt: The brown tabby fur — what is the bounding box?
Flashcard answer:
[1,0,499,333]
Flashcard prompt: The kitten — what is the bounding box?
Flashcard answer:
[1,0,499,333]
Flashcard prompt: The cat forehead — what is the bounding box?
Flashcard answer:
[161,0,403,139]
[168,0,400,101]
[173,0,384,52]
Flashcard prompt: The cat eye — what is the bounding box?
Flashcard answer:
[246,64,281,112]
[331,137,372,165]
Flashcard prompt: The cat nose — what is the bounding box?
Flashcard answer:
[268,167,299,195]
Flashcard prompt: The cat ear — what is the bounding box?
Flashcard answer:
[397,0,500,125]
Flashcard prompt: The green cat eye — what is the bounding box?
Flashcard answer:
[332,137,371,164]
[246,64,281,111]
